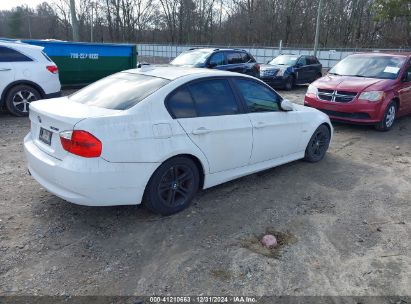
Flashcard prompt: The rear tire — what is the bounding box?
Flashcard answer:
[304,125,331,163]
[5,85,41,117]
[143,157,200,215]
[375,101,397,132]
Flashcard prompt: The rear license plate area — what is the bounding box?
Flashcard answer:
[39,128,52,145]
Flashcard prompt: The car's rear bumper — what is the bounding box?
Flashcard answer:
[24,134,159,206]
[44,91,62,99]
[304,94,384,124]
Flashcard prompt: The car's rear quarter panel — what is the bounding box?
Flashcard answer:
[75,91,210,172]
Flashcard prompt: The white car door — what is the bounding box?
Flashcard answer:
[0,46,15,98]
[166,78,253,173]
[232,78,302,164]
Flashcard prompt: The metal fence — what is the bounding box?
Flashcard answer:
[137,43,410,69]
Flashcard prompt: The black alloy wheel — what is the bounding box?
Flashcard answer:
[144,157,200,215]
[304,125,331,162]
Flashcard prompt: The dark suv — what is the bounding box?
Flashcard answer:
[260,54,322,90]
[170,48,260,77]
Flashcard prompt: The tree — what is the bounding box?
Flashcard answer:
[70,0,80,40]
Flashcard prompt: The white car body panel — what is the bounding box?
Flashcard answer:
[176,114,253,173]
[0,41,61,101]
[24,67,333,206]
[0,62,14,96]
[24,134,158,205]
[247,111,303,164]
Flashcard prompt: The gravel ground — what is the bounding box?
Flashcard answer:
[0,86,410,297]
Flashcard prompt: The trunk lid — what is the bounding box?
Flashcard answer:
[29,97,120,160]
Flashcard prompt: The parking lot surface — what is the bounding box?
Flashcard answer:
[0,86,410,296]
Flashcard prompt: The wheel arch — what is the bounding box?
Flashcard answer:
[392,96,400,110]
[156,153,206,189]
[1,80,45,105]
[321,122,332,134]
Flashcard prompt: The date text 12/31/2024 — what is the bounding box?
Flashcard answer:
[149,296,257,303]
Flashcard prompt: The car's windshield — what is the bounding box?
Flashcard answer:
[329,55,406,79]
[69,73,170,110]
[269,55,298,66]
[171,50,210,66]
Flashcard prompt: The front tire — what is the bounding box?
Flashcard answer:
[284,75,295,91]
[304,125,331,163]
[375,101,396,132]
[5,85,41,117]
[143,157,200,215]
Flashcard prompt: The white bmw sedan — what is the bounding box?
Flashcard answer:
[24,67,332,215]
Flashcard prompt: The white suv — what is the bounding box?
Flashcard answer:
[0,41,61,116]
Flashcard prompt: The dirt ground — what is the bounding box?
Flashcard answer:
[0,86,410,297]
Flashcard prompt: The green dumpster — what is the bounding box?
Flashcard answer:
[22,40,137,87]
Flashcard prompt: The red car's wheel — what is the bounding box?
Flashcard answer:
[375,101,397,132]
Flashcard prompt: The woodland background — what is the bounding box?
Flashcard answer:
[0,0,410,48]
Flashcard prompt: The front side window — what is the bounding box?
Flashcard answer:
[297,57,307,66]
[188,79,239,117]
[69,73,170,110]
[329,55,406,79]
[234,79,281,112]
[209,52,225,66]
[166,87,196,118]
[0,46,32,62]
[226,52,243,64]
[403,61,411,82]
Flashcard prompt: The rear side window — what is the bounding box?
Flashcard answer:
[227,52,243,64]
[307,56,318,65]
[69,73,170,110]
[189,79,239,117]
[167,87,196,118]
[234,79,281,112]
[0,46,33,62]
[241,52,253,63]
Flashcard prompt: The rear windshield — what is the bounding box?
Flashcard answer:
[69,73,170,110]
[329,55,406,79]
[41,51,52,62]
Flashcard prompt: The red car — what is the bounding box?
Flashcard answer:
[304,53,411,131]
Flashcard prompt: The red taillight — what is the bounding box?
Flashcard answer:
[60,130,102,158]
[46,65,58,74]
[255,64,260,72]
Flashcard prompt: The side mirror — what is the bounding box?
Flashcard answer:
[403,71,411,82]
[281,99,294,111]
[208,62,217,69]
[295,63,303,68]
[137,62,150,68]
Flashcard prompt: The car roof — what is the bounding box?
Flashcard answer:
[0,40,43,51]
[351,52,411,58]
[124,66,253,81]
[186,48,248,53]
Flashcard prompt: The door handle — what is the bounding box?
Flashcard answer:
[255,122,268,129]
[0,68,11,72]
[192,127,212,135]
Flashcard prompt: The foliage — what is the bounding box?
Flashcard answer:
[0,0,410,48]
